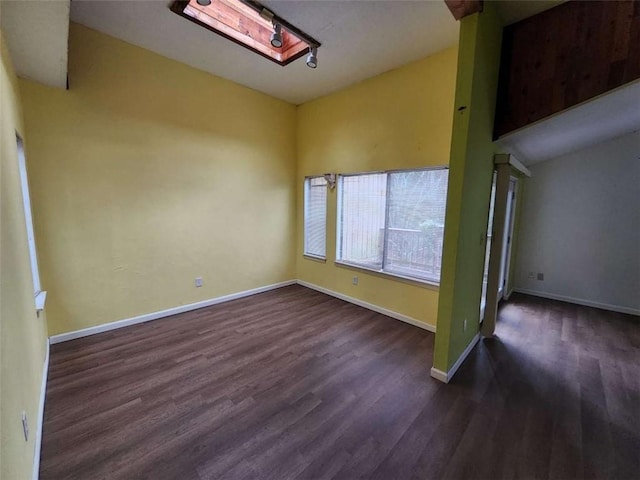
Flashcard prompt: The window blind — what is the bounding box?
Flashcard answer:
[304,177,328,258]
[338,173,387,269]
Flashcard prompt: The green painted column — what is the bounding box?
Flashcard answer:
[432,2,504,380]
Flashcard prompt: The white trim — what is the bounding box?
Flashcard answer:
[494,153,532,178]
[49,280,297,344]
[33,339,49,480]
[296,280,436,333]
[508,156,531,178]
[16,135,42,294]
[513,288,640,316]
[430,333,481,384]
[35,291,47,312]
[429,367,448,383]
[303,254,327,263]
[334,260,440,288]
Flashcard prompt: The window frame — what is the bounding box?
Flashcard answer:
[16,134,47,311]
[303,175,328,261]
[336,166,448,286]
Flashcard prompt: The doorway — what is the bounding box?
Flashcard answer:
[499,178,517,299]
[480,174,518,321]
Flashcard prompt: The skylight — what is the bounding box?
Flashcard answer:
[170,0,320,67]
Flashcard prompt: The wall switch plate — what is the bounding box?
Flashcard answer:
[537,273,544,281]
[22,411,28,441]
[528,272,535,280]
[352,276,358,286]
[195,277,203,287]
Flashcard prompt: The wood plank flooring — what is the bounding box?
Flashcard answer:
[40,286,640,479]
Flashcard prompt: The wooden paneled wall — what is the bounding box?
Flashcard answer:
[494,0,640,138]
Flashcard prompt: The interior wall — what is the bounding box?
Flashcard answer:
[0,30,49,480]
[433,3,504,373]
[19,23,298,336]
[296,46,458,329]
[515,130,640,315]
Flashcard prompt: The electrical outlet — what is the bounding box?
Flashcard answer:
[463,318,468,331]
[352,276,358,286]
[528,271,535,280]
[21,411,28,441]
[195,277,203,288]
[537,272,544,281]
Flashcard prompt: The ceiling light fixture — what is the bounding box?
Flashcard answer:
[270,23,283,48]
[306,47,318,69]
[196,0,211,5]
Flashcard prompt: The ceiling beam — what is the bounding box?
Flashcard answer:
[444,0,483,20]
[0,0,70,89]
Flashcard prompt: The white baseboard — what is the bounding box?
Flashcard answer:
[429,366,448,383]
[513,288,640,316]
[49,280,297,344]
[48,277,438,346]
[33,339,49,480]
[296,280,436,333]
[430,332,480,384]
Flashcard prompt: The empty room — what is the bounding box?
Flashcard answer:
[1,0,638,479]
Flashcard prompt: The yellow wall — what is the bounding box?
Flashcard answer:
[19,23,297,336]
[0,31,49,480]
[296,47,458,328]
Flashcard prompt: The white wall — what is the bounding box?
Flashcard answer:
[515,130,640,315]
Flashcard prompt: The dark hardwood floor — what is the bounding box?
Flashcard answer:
[40,286,640,479]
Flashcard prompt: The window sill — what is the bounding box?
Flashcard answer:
[304,254,327,263]
[335,261,440,289]
[35,291,47,313]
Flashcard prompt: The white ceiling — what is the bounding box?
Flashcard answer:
[496,80,640,165]
[4,0,634,163]
[0,0,70,89]
[69,0,460,105]
[0,0,566,102]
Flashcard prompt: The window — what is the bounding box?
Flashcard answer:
[337,168,448,283]
[304,176,328,259]
[16,135,45,309]
[170,0,320,67]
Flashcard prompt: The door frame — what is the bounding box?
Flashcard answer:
[481,154,530,337]
[500,177,518,300]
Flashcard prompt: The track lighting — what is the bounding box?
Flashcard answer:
[306,47,318,69]
[173,0,321,67]
[270,23,283,48]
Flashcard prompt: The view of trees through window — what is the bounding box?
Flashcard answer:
[338,168,448,283]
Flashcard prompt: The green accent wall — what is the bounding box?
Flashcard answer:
[433,3,504,372]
